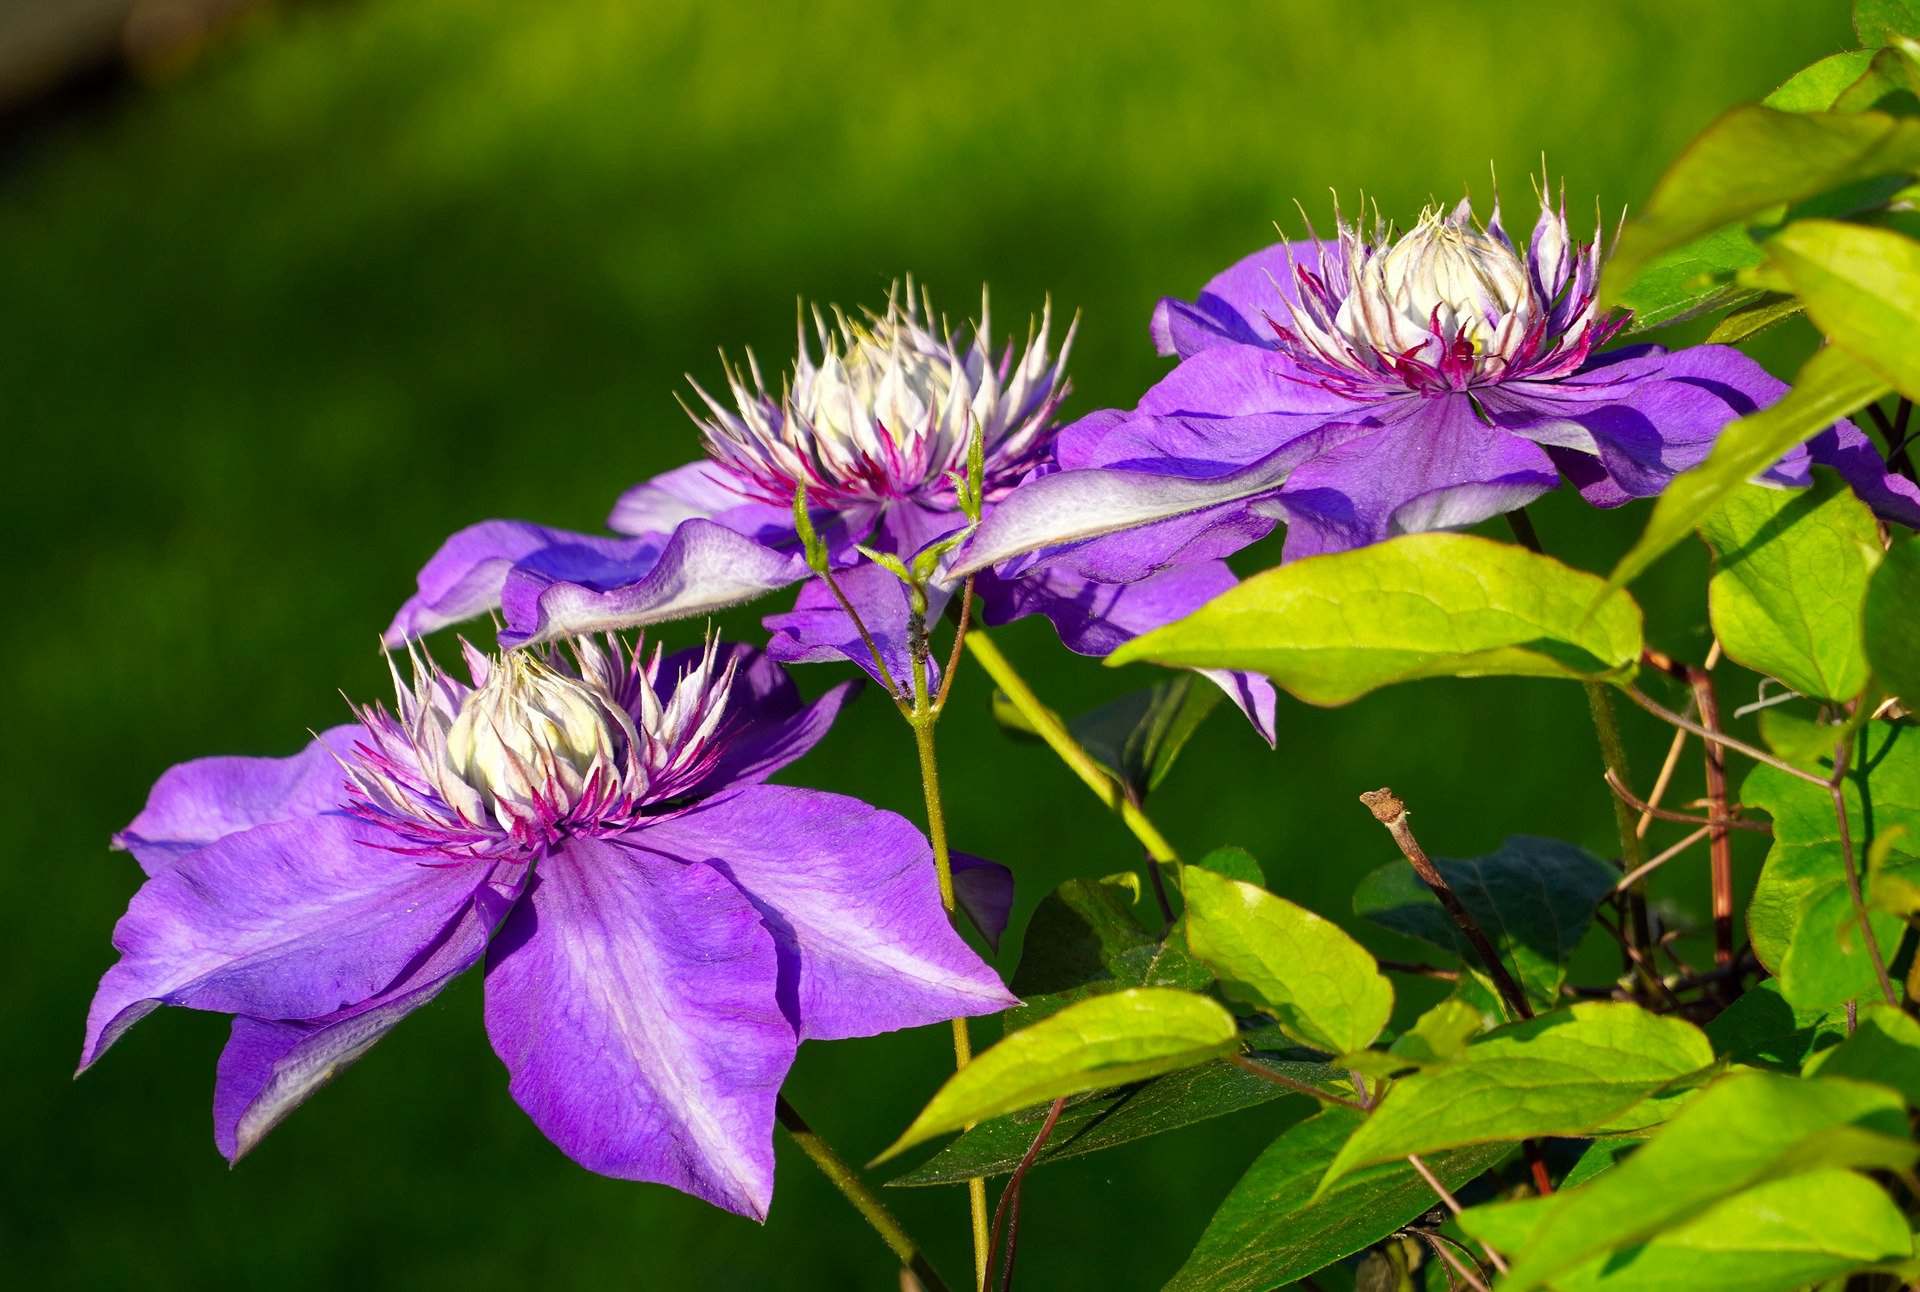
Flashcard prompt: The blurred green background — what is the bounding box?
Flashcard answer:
[0,1,1856,1287]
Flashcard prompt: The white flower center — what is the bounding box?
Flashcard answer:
[441,653,629,830]
[1336,209,1535,361]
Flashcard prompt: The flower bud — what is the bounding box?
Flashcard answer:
[442,652,629,830]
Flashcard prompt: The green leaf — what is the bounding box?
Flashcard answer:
[1867,534,1920,709]
[1351,836,1618,1013]
[1703,978,1851,1070]
[1833,44,1920,115]
[1002,872,1208,1031]
[889,1047,1340,1187]
[1614,225,1763,334]
[1465,1168,1911,1291]
[873,987,1238,1162]
[1604,106,1920,298]
[1605,344,1890,592]
[1743,722,1918,1008]
[990,675,1225,798]
[1110,534,1644,706]
[1486,1070,1918,1291]
[1562,1137,1640,1189]
[1386,998,1483,1066]
[1162,1108,1512,1292]
[1805,1003,1920,1105]
[1697,473,1880,701]
[1705,292,1805,343]
[1765,50,1880,112]
[1769,219,1920,401]
[1858,0,1920,45]
[1182,866,1393,1055]
[1072,674,1226,797]
[1195,845,1263,887]
[1319,1002,1714,1192]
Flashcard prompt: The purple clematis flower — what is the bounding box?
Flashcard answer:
[82,636,1015,1219]
[945,189,1920,578]
[384,284,1278,740]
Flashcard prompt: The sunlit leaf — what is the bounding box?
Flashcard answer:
[1111,534,1643,706]
[874,988,1239,1162]
[1698,474,1879,701]
[1162,1108,1511,1292]
[1603,106,1920,298]
[1484,1070,1917,1291]
[1318,1002,1714,1192]
[1866,533,1920,709]
[1769,219,1920,400]
[1181,865,1392,1055]
[1765,50,1880,112]
[1606,344,1889,592]
[1703,979,1852,1071]
[1743,722,1918,1008]
[1465,1168,1911,1291]
[1385,998,1484,1066]
[888,1045,1339,1187]
[1614,226,1763,334]
[1704,292,1805,342]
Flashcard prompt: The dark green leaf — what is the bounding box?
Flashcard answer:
[1562,1137,1640,1189]
[1858,0,1920,45]
[888,1047,1339,1187]
[1071,674,1226,797]
[1162,1108,1512,1292]
[1702,979,1851,1070]
[1698,473,1879,701]
[1606,345,1890,592]
[1319,1002,1714,1191]
[1002,872,1209,1031]
[1603,106,1920,298]
[1867,534,1920,709]
[1351,836,1618,1013]
[1484,1070,1918,1291]
[1805,1003,1920,1105]
[1111,534,1644,706]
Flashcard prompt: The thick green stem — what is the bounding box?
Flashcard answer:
[776,1097,950,1292]
[908,597,989,1288]
[962,630,1181,865]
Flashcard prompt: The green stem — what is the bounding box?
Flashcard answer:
[907,595,989,1288]
[776,1096,950,1292]
[1586,681,1662,998]
[962,630,1181,865]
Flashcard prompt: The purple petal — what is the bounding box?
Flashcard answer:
[498,519,809,648]
[667,644,859,794]
[81,816,501,1071]
[1137,342,1357,418]
[385,521,666,645]
[1272,396,1559,560]
[625,786,1016,1042]
[212,868,518,1162]
[978,561,1278,745]
[1809,422,1920,527]
[115,726,362,876]
[1150,239,1338,358]
[947,423,1354,578]
[872,497,968,558]
[762,562,941,692]
[482,835,793,1218]
[607,460,797,541]
[951,853,1014,952]
[1057,404,1361,474]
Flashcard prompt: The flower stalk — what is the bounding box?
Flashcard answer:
[775,1097,951,1292]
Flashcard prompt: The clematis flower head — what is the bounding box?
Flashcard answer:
[383,281,1280,740]
[694,284,1067,508]
[83,635,1015,1219]
[946,179,1920,578]
[1283,194,1617,397]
